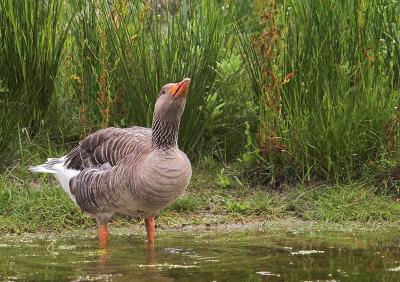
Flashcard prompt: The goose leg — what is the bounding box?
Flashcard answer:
[96,213,112,249]
[145,216,155,246]
[98,224,109,249]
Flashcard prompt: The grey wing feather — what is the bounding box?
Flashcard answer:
[65,126,152,170]
[67,126,152,214]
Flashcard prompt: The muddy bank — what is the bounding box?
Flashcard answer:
[2,216,399,242]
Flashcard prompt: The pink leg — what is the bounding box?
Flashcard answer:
[145,216,155,246]
[98,224,109,249]
[145,216,155,264]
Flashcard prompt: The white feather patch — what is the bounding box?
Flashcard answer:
[29,156,80,204]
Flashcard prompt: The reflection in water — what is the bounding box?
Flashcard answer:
[98,241,156,266]
[0,229,400,281]
[95,241,176,282]
[147,243,156,265]
[99,247,110,266]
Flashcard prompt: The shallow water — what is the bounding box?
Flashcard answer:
[1,225,400,281]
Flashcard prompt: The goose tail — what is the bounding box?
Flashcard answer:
[29,156,79,203]
[28,157,66,174]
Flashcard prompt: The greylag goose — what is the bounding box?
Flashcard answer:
[29,78,192,248]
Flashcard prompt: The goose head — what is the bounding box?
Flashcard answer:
[153,78,191,120]
[151,78,191,149]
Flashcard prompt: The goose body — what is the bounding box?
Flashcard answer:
[29,79,192,247]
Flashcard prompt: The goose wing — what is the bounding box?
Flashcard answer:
[66,126,152,170]
[65,126,153,214]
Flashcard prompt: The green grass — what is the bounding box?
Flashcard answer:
[0,0,241,161]
[0,0,400,234]
[69,0,234,156]
[1,0,399,185]
[164,195,202,213]
[1,159,399,234]
[238,0,400,182]
[0,180,93,233]
[279,0,400,181]
[0,0,72,155]
[291,183,400,222]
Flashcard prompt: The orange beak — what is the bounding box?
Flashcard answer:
[170,78,191,98]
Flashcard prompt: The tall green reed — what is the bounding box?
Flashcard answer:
[0,0,71,156]
[70,0,118,132]
[71,0,230,156]
[239,0,400,182]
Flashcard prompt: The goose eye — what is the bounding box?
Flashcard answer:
[158,89,166,97]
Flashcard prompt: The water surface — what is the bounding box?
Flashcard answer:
[1,224,400,281]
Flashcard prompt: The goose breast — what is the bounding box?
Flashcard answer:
[134,148,192,212]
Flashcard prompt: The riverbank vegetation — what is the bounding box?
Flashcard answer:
[2,158,400,233]
[1,0,400,232]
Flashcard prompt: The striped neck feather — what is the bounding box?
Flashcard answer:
[151,114,180,150]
